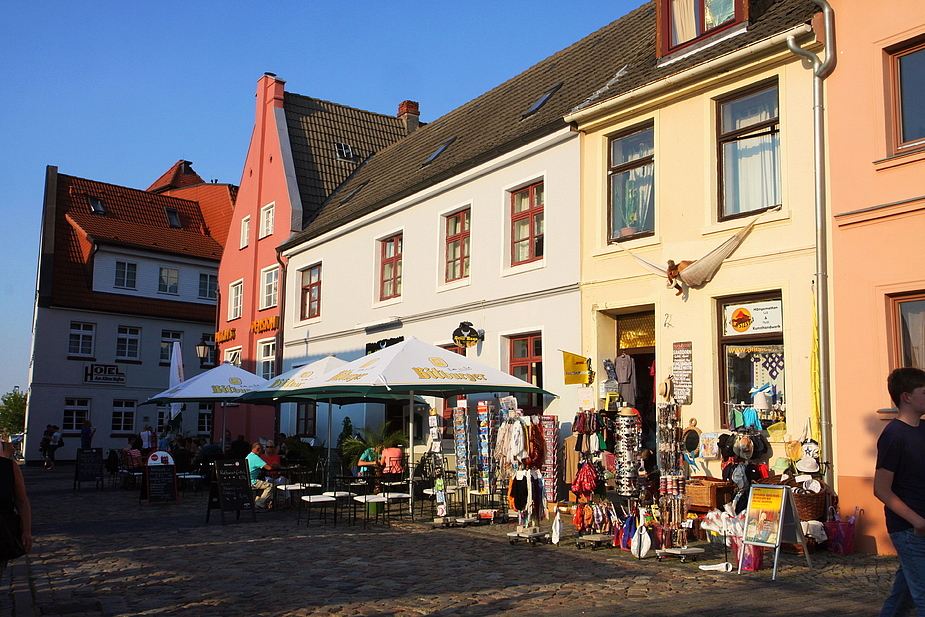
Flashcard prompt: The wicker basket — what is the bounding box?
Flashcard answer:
[686,477,736,511]
[761,475,827,521]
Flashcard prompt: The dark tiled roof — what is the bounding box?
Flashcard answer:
[147,160,206,193]
[282,0,816,249]
[283,93,408,224]
[46,172,226,322]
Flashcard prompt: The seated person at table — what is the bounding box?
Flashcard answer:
[379,445,404,483]
[121,437,144,488]
[247,442,279,510]
[358,446,379,476]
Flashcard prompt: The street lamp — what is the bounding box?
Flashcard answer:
[195,338,211,364]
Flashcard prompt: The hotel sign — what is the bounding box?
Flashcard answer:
[84,364,126,385]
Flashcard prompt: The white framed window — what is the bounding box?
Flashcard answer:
[257,338,276,380]
[224,346,242,367]
[199,273,218,300]
[260,266,279,310]
[111,400,136,432]
[259,203,275,239]
[198,404,212,434]
[160,330,182,363]
[158,267,179,294]
[116,326,141,360]
[69,322,95,357]
[115,261,137,289]
[64,398,90,432]
[155,405,170,432]
[228,280,243,320]
[240,216,251,249]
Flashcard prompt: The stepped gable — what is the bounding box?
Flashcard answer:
[281,0,816,249]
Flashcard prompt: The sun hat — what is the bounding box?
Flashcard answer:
[771,457,791,473]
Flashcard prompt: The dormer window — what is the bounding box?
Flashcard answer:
[659,0,744,56]
[334,142,358,162]
[422,137,456,167]
[522,83,563,119]
[87,196,105,215]
[164,207,182,229]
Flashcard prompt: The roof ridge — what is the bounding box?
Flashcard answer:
[283,91,407,122]
[61,173,203,208]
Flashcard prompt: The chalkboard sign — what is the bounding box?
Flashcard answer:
[143,464,178,504]
[207,460,256,524]
[73,448,104,489]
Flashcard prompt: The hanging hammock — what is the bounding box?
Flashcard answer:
[625,207,779,289]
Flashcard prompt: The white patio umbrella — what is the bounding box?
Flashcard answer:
[238,355,427,483]
[168,341,185,421]
[142,362,267,450]
[271,337,555,505]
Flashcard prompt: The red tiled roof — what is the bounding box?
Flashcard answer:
[44,171,226,322]
[146,160,206,193]
[158,183,237,249]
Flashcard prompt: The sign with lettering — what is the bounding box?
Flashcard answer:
[251,315,279,334]
[672,341,693,405]
[142,464,178,504]
[723,300,783,337]
[73,448,104,489]
[740,484,812,580]
[207,460,256,525]
[215,328,236,344]
[83,364,126,384]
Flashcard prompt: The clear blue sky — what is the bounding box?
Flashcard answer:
[0,0,642,396]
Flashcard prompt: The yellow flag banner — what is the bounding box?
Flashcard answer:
[562,351,590,385]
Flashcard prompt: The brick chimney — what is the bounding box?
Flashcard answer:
[398,100,420,135]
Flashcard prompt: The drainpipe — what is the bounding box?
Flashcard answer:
[786,0,836,487]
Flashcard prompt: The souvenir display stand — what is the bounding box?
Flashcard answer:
[540,415,559,501]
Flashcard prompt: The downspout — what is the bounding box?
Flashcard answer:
[786,0,836,487]
[274,248,287,442]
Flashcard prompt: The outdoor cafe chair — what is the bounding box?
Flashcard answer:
[297,494,337,526]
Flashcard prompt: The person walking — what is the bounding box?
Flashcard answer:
[875,367,925,616]
[44,426,62,470]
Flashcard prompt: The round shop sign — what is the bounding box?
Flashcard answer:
[147,450,175,466]
[730,307,753,333]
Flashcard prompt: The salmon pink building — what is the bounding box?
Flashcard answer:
[215,74,412,443]
[828,0,925,554]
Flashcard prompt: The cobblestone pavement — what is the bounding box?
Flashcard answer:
[3,465,899,616]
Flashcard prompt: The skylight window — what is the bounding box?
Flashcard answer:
[87,196,105,215]
[421,137,457,167]
[335,142,358,162]
[522,83,563,119]
[165,207,182,229]
[339,181,369,206]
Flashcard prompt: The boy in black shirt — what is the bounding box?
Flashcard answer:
[875,367,925,616]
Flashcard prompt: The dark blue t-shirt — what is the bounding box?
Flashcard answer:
[876,419,925,533]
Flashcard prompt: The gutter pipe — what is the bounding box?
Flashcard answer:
[786,0,836,487]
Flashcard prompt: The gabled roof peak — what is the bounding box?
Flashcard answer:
[147,160,205,193]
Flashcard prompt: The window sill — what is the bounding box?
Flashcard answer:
[703,207,789,237]
[68,356,96,362]
[437,277,471,293]
[115,359,142,365]
[373,296,403,310]
[594,235,661,258]
[874,148,925,171]
[298,316,322,326]
[501,258,546,278]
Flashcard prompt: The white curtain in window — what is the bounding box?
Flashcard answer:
[723,89,780,217]
[671,0,697,45]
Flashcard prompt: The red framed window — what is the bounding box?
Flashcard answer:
[658,0,745,57]
[301,264,321,319]
[891,292,925,369]
[889,37,925,155]
[511,182,544,266]
[380,234,402,301]
[509,333,543,413]
[445,209,471,282]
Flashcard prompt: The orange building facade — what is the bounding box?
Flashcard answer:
[828,0,925,554]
